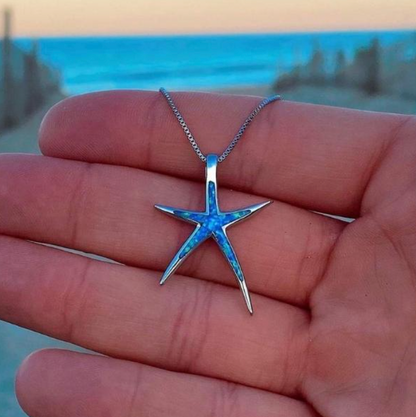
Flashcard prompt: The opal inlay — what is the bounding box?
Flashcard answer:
[174,182,251,262]
[155,154,271,314]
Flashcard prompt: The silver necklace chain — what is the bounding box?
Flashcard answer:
[159,87,281,163]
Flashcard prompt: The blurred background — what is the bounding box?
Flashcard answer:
[0,0,415,415]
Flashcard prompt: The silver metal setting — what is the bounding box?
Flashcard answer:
[156,154,272,314]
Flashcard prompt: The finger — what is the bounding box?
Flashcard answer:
[39,90,409,217]
[0,154,344,306]
[0,236,309,395]
[16,350,319,417]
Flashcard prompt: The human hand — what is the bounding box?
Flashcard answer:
[1,91,415,416]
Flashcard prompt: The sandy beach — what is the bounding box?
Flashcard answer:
[219,85,416,114]
[0,3,415,413]
[0,92,66,154]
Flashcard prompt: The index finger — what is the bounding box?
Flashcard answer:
[39,90,410,217]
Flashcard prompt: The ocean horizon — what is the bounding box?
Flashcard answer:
[1,28,416,417]
[16,30,416,95]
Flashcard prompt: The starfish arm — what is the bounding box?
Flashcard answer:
[212,228,253,314]
[159,225,211,285]
[155,204,205,225]
[222,200,273,228]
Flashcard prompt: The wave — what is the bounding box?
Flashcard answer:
[67,62,276,85]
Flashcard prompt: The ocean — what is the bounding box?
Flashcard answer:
[16,30,415,95]
[2,30,415,416]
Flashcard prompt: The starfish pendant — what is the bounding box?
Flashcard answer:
[155,154,272,314]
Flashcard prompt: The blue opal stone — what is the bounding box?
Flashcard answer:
[174,182,250,270]
[155,154,271,313]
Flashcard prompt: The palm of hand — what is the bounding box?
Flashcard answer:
[0,91,415,417]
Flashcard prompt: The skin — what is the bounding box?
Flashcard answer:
[0,90,415,416]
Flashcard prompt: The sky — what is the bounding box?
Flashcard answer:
[3,0,416,37]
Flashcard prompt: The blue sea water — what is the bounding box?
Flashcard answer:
[16,30,415,95]
[2,30,415,416]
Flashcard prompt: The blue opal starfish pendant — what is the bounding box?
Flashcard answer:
[155,154,272,314]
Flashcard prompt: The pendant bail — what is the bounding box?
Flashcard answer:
[206,154,219,213]
[205,154,218,182]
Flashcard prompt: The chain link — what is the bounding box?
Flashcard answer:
[159,87,281,163]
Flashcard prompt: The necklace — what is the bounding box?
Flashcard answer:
[156,88,281,314]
